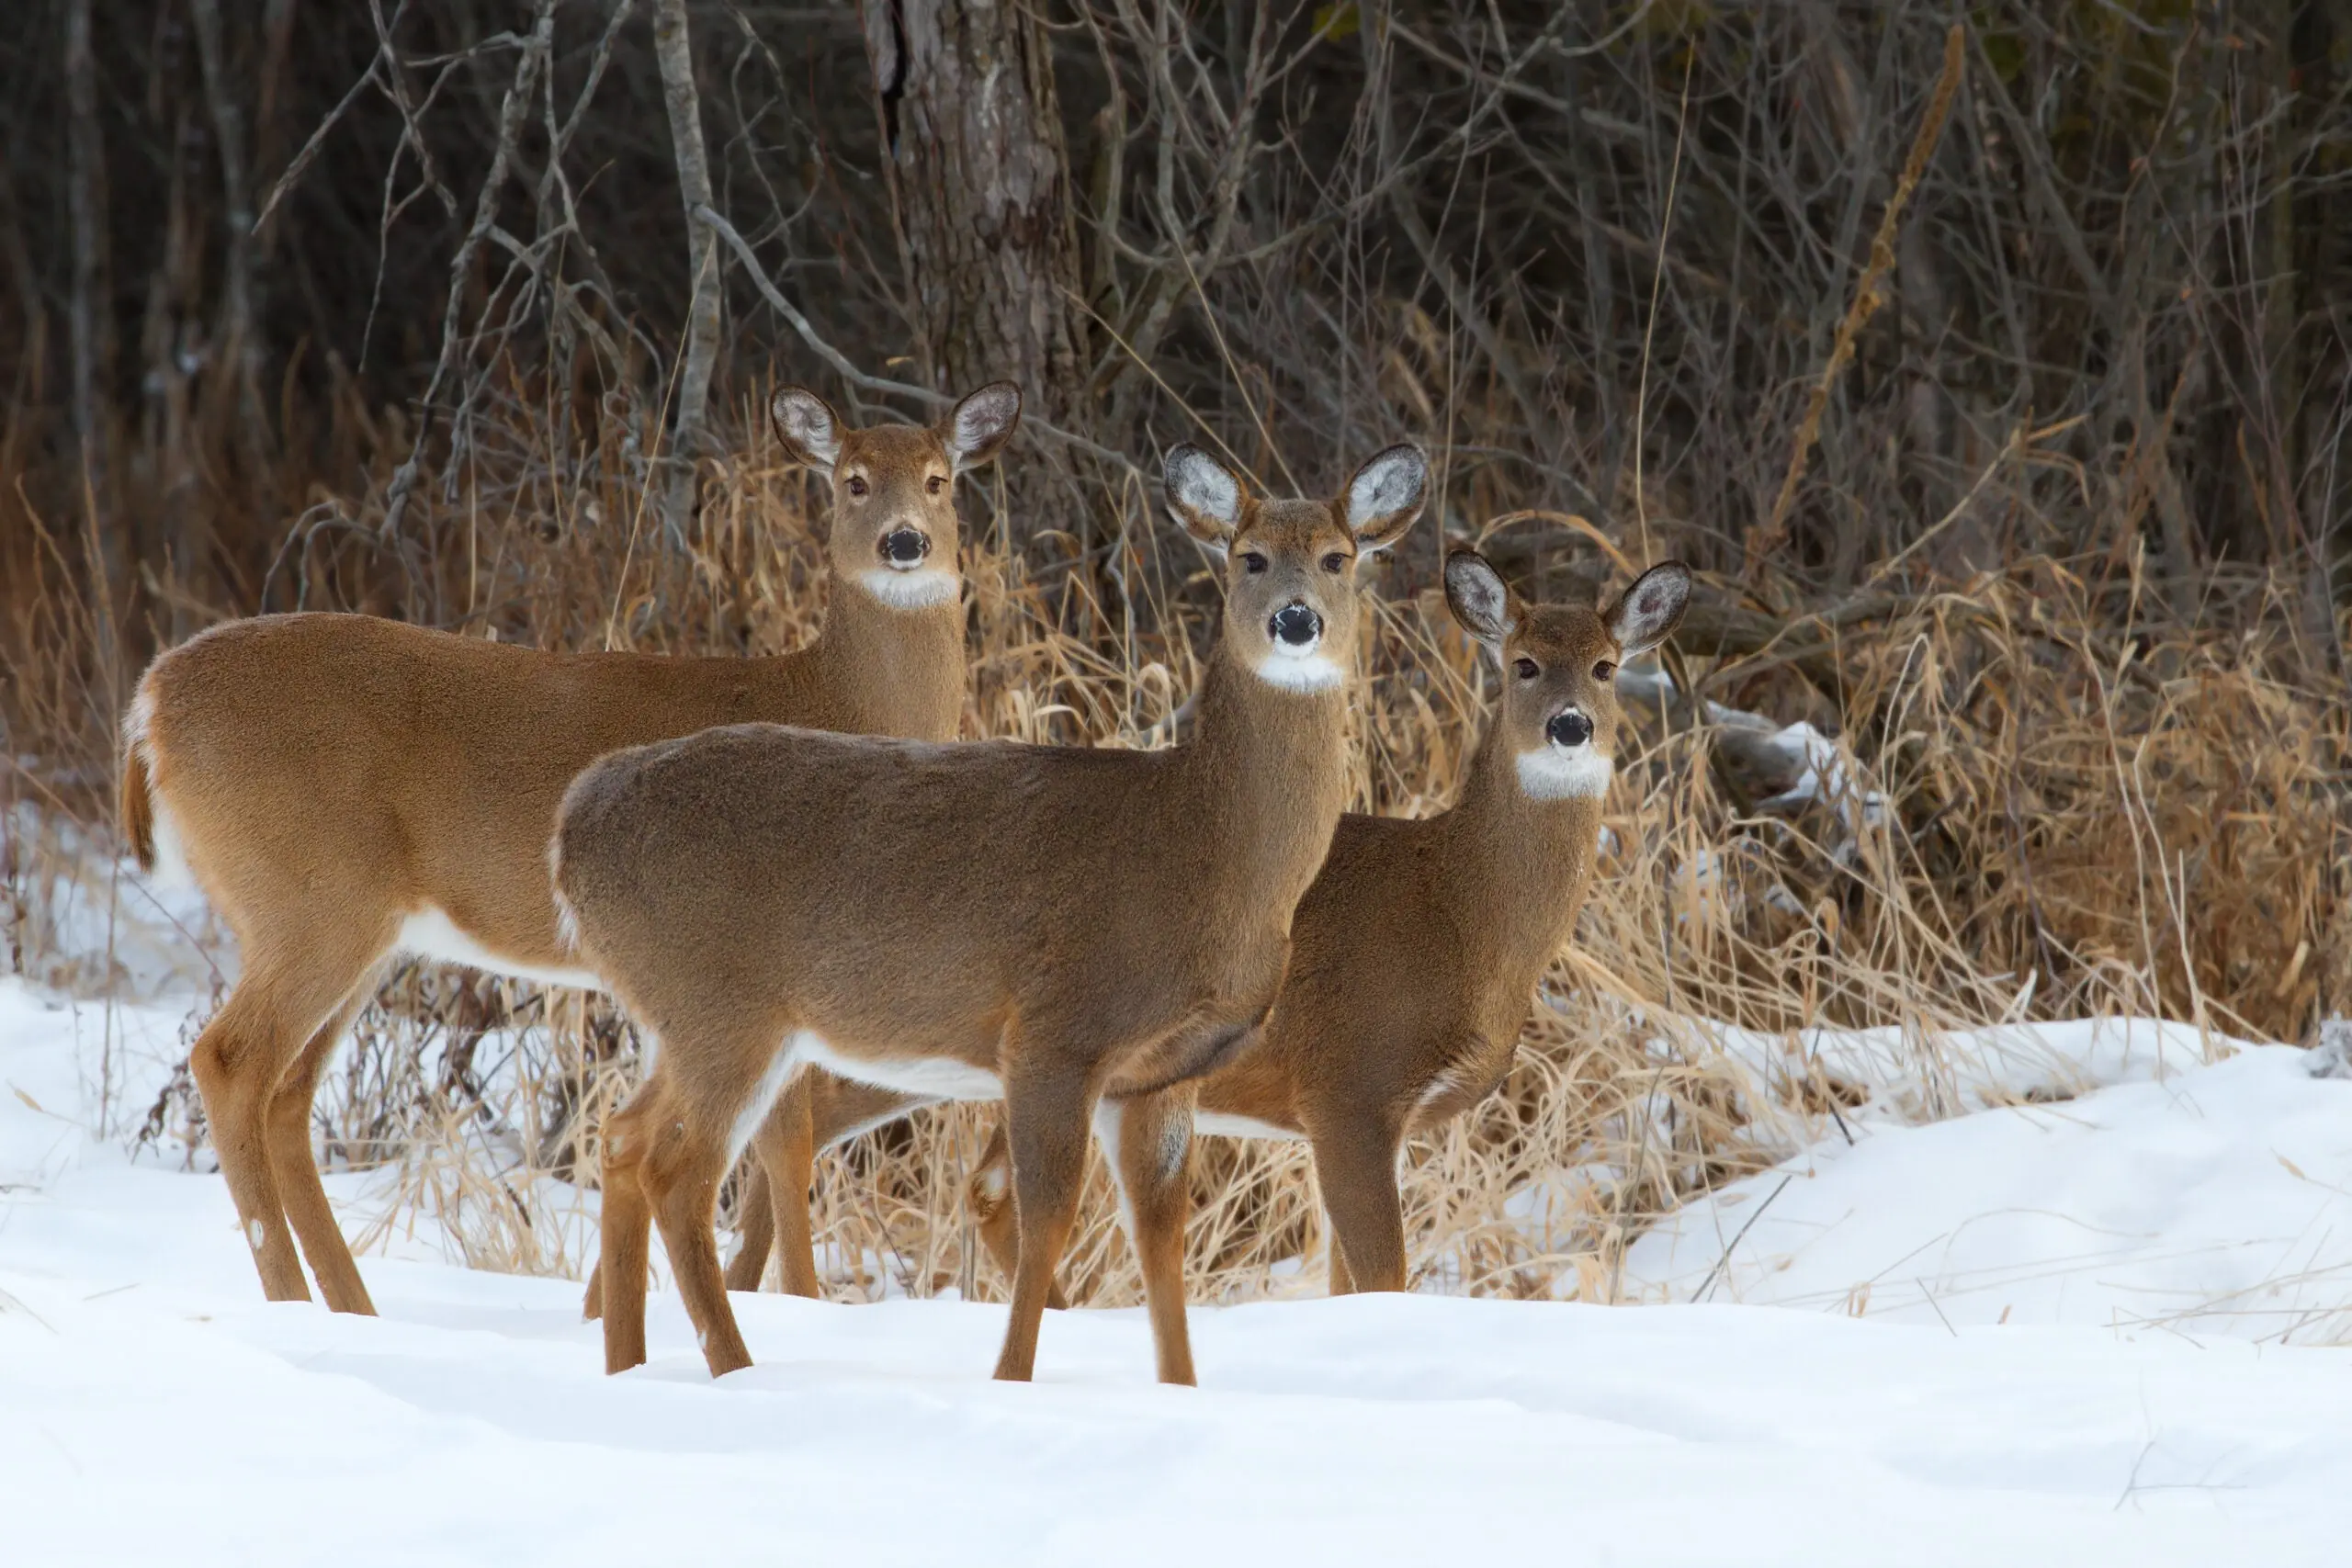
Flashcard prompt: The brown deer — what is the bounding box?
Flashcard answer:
[549,440,1428,1383]
[116,382,1023,1315]
[727,548,1689,1303]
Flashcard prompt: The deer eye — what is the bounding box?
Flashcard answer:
[845,475,869,498]
[926,474,946,495]
[1241,550,1270,574]
[1514,657,1539,680]
[1320,551,1350,575]
[1593,660,1617,681]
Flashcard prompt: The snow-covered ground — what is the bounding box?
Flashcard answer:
[6,980,2352,1564]
[1625,1027,2352,1340]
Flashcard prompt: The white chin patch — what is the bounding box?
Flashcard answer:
[1517,745,1613,800]
[856,568,959,610]
[1254,648,1343,692]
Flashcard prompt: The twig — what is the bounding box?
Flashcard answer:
[696,206,1135,471]
[381,0,554,543]
[254,4,406,235]
[1690,1172,1792,1303]
[1744,23,1967,581]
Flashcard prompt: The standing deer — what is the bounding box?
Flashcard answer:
[549,440,1427,1383]
[116,382,1022,1314]
[727,548,1689,1303]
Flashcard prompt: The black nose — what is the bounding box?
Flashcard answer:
[1547,709,1593,748]
[879,527,931,567]
[1270,603,1322,648]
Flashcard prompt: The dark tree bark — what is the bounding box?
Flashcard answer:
[64,0,111,490]
[861,0,1086,426]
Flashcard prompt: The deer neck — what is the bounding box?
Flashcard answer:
[1170,646,1353,919]
[1443,715,1606,972]
[793,568,967,738]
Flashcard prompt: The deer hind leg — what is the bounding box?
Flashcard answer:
[1325,1221,1359,1296]
[992,1055,1098,1382]
[265,982,382,1314]
[733,1072,817,1298]
[1310,1113,1409,1294]
[965,1119,1069,1310]
[1100,1087,1199,1385]
[188,926,390,1303]
[723,1152,778,1295]
[633,1034,802,1379]
[646,1114,756,1378]
[594,1078,662,1372]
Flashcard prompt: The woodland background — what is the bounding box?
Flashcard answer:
[2,1,2349,1303]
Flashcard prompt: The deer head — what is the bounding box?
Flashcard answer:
[1444,549,1690,800]
[774,382,1023,611]
[1164,444,1428,693]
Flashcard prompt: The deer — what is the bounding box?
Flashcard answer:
[723,548,1690,1304]
[548,440,1428,1384]
[115,381,1023,1316]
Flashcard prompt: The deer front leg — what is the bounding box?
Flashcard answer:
[596,1086,661,1373]
[1099,1087,1199,1385]
[992,1055,1097,1382]
[1309,1112,1409,1294]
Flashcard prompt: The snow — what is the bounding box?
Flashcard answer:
[1623,1038,2352,1341]
[6,979,2352,1563]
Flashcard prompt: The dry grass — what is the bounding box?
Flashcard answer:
[10,382,2342,1312]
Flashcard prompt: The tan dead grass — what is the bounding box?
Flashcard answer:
[5,391,2346,1310]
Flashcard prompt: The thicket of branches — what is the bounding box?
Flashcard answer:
[5,1,2346,628]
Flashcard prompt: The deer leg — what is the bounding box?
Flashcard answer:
[265,985,379,1314]
[1101,1088,1198,1385]
[724,1156,778,1295]
[595,1081,662,1373]
[966,1119,1068,1310]
[645,1110,754,1378]
[741,1074,820,1298]
[188,930,388,1303]
[992,1057,1096,1382]
[1325,1219,1359,1296]
[1311,1118,1409,1294]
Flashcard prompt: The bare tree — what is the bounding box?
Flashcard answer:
[862,0,1087,423]
[653,0,722,540]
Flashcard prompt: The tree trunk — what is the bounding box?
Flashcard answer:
[861,0,1085,426]
[652,0,722,543]
[64,0,112,501]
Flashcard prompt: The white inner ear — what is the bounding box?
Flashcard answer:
[1611,571,1689,653]
[951,393,1013,465]
[1447,565,1512,646]
[777,397,842,468]
[1170,452,1242,526]
[1347,451,1426,539]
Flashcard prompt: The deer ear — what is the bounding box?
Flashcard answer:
[772,387,843,472]
[940,381,1022,473]
[1606,562,1691,657]
[1342,445,1429,554]
[1443,549,1519,652]
[1165,445,1245,549]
